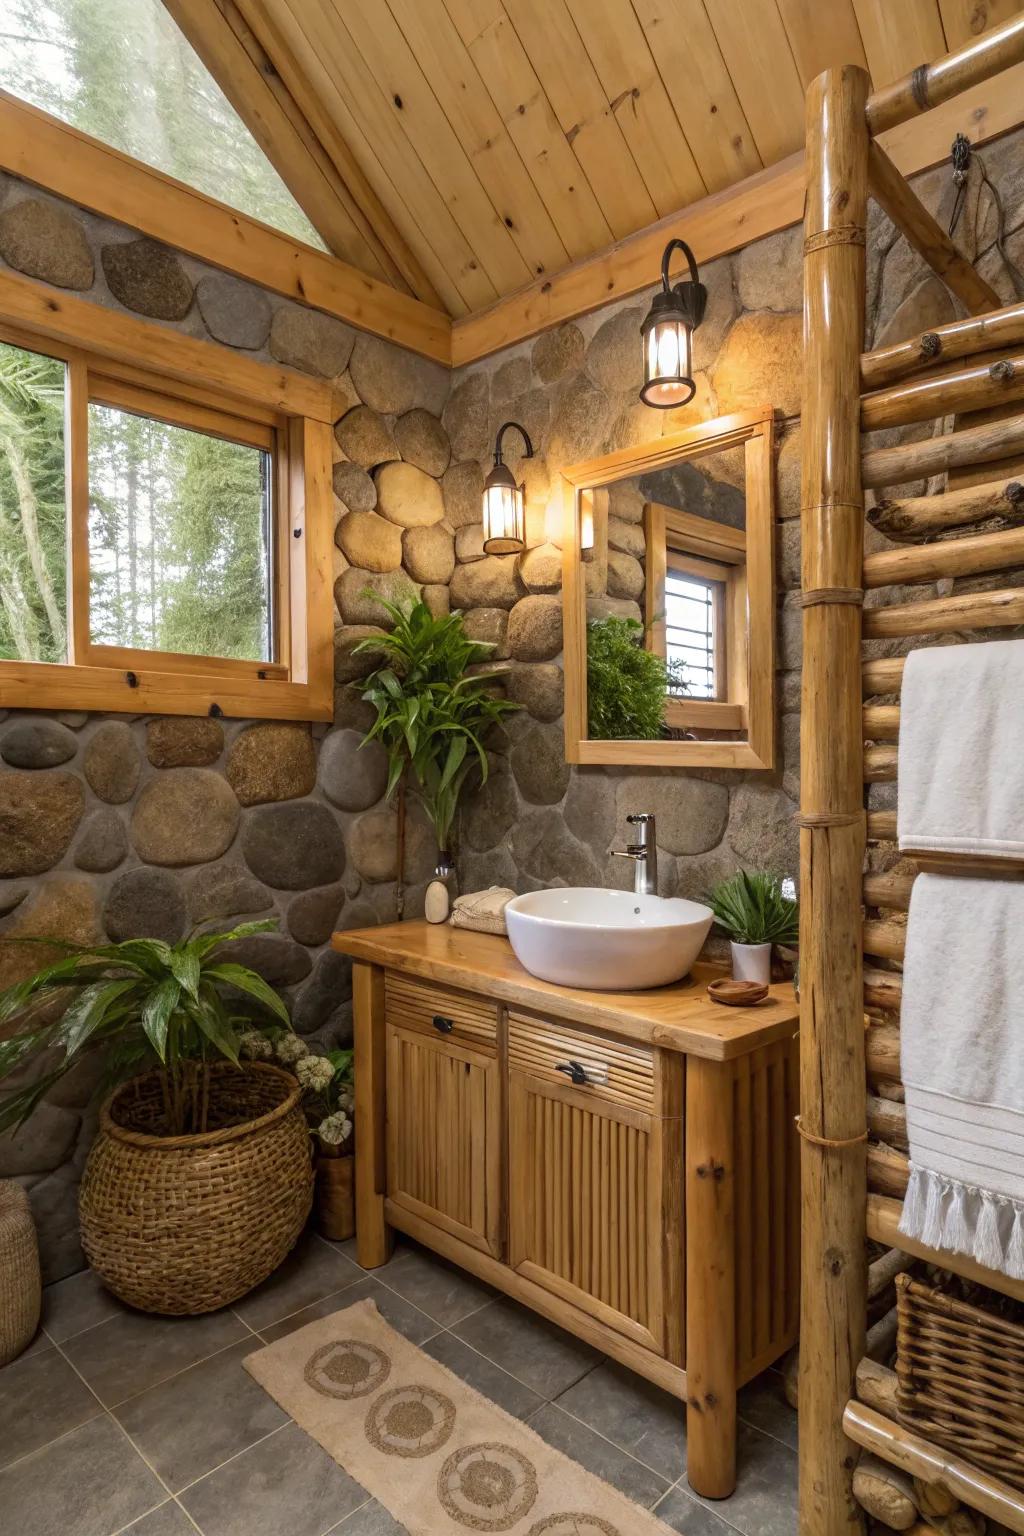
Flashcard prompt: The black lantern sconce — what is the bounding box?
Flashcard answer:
[482,420,533,554]
[639,237,707,409]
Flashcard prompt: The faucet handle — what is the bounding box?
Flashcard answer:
[626,812,655,825]
[612,845,645,861]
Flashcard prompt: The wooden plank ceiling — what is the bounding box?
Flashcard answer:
[171,0,1024,320]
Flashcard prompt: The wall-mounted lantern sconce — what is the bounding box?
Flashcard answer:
[482,420,533,554]
[639,237,706,409]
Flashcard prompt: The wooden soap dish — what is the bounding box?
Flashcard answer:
[707,978,770,1007]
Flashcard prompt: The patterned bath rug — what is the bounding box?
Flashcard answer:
[244,1297,674,1535]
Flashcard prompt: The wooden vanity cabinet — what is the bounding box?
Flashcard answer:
[338,922,800,1504]
[506,1012,683,1365]
[383,973,501,1259]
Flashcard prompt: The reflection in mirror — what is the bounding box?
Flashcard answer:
[563,410,775,770]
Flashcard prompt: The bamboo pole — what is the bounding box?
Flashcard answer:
[862,352,1024,431]
[865,523,1024,585]
[863,870,916,910]
[866,810,898,841]
[863,704,899,739]
[863,658,906,696]
[863,587,1024,638]
[865,1023,902,1084]
[843,1400,1024,1531]
[862,302,1024,390]
[864,745,898,782]
[862,414,1024,489]
[855,1357,900,1416]
[863,917,906,962]
[798,63,870,1536]
[867,481,1024,542]
[867,1096,908,1150]
[865,142,1000,315]
[865,13,1024,135]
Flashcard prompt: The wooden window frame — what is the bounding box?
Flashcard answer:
[645,509,748,733]
[0,272,337,721]
[562,407,776,770]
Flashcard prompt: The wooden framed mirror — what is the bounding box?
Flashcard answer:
[561,407,776,769]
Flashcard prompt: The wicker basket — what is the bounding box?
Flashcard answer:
[80,1062,313,1316]
[0,1182,41,1366]
[895,1272,1024,1492]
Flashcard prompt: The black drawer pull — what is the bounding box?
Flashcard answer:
[555,1060,588,1086]
[432,1014,454,1034]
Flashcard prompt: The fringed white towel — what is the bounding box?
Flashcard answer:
[899,873,1024,1281]
[449,886,516,936]
[897,639,1024,859]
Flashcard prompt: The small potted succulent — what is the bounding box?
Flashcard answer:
[243,1031,355,1240]
[706,871,799,985]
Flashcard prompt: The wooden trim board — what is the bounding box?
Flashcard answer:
[0,89,451,364]
[451,62,1024,364]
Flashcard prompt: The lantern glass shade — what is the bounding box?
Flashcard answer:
[579,493,595,556]
[482,468,525,554]
[641,313,695,408]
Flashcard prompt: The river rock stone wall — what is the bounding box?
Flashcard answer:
[1,126,1022,1279]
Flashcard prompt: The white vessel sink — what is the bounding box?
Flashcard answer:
[505,887,714,991]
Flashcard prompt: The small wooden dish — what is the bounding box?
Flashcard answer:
[707,978,770,1007]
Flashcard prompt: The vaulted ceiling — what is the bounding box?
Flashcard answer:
[168,0,1024,320]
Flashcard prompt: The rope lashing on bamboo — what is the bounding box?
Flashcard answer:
[799,588,864,608]
[795,1116,869,1150]
[798,812,865,829]
[804,227,866,254]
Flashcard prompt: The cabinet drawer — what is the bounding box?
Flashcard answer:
[508,1013,656,1115]
[385,972,497,1051]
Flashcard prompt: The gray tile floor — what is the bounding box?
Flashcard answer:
[0,1232,798,1536]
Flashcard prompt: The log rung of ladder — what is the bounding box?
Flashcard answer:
[864,524,1024,588]
[867,478,1024,543]
[861,299,1024,391]
[862,412,1024,489]
[863,588,1024,640]
[862,352,1024,431]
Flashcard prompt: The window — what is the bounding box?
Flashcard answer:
[0,295,334,719]
[664,558,727,702]
[0,0,325,249]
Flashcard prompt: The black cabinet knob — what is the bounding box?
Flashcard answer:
[555,1060,588,1086]
[432,1014,454,1034]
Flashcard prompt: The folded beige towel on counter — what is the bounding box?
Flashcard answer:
[449,886,516,935]
[898,639,1024,859]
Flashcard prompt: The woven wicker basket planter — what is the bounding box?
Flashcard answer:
[896,1272,1024,1492]
[0,1181,41,1366]
[80,1062,313,1316]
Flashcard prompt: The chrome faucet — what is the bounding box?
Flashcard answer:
[613,812,658,896]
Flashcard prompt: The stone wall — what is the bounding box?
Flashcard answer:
[0,171,449,1279]
[449,129,1024,908]
[1,126,1022,1280]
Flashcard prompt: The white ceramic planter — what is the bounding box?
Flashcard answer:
[730,941,772,984]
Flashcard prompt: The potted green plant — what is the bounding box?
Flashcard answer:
[0,920,313,1315]
[356,595,520,920]
[706,871,799,985]
[586,616,688,739]
[242,1030,355,1241]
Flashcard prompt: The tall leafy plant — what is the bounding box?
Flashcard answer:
[356,596,520,853]
[587,616,686,740]
[0,920,291,1137]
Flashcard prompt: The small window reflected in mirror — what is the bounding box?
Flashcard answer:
[563,409,775,770]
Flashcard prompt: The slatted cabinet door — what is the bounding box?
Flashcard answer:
[506,1014,682,1360]
[385,1023,502,1259]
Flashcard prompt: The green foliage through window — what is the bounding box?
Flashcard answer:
[586,616,685,740]
[88,405,272,662]
[0,0,325,248]
[0,340,67,663]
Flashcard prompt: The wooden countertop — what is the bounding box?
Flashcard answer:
[332,921,799,1061]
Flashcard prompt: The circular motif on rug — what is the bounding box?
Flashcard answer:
[527,1516,623,1536]
[304,1339,391,1400]
[364,1384,456,1458]
[437,1442,539,1531]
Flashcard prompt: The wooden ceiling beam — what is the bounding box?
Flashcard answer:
[452,58,1024,365]
[162,0,446,309]
[0,91,452,364]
